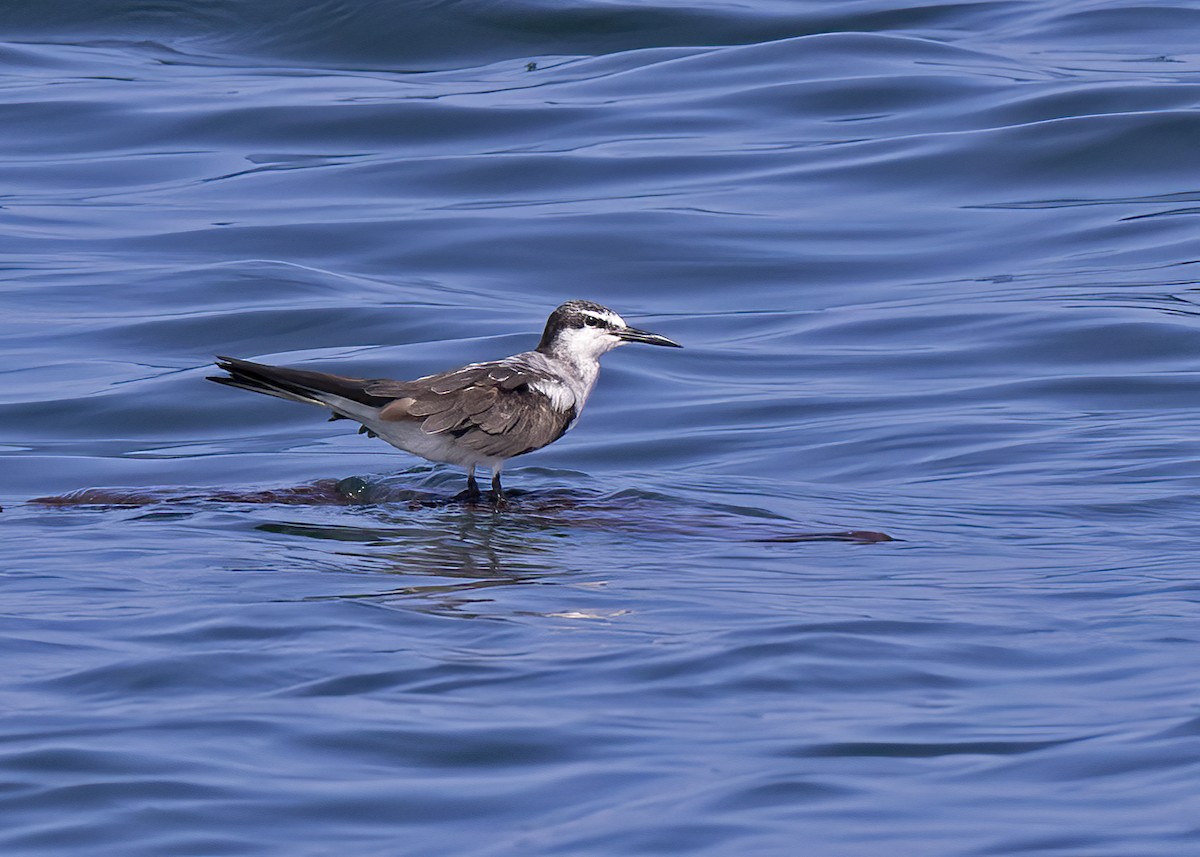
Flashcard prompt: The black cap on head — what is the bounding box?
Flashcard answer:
[536,300,680,352]
[537,301,621,350]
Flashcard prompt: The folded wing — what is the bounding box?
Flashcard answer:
[371,360,577,459]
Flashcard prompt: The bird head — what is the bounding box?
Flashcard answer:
[536,300,681,361]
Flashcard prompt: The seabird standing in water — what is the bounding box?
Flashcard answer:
[208,300,681,500]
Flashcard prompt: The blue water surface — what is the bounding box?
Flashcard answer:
[3,1,1200,854]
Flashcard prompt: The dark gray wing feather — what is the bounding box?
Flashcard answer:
[363,379,413,398]
[378,359,576,458]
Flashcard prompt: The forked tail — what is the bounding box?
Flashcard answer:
[207,356,389,417]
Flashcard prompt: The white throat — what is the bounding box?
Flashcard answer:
[544,341,603,394]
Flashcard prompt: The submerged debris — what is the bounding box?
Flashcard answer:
[28,477,892,543]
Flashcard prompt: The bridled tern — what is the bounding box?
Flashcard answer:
[208,300,681,499]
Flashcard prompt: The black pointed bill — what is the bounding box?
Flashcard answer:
[618,326,682,348]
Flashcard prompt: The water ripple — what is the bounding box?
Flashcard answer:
[4,2,1200,855]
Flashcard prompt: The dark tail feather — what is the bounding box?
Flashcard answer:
[207,356,389,411]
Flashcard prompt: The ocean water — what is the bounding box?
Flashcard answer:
[3,1,1200,854]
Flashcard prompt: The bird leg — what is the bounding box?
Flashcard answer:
[454,468,482,502]
[491,471,506,504]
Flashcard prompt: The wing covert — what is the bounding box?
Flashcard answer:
[376,358,578,457]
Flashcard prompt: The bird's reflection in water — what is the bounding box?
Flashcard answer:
[263,493,596,618]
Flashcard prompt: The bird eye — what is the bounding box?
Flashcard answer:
[584,317,604,328]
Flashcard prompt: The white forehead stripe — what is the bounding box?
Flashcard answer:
[584,309,625,327]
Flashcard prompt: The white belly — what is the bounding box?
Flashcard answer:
[370,419,502,470]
